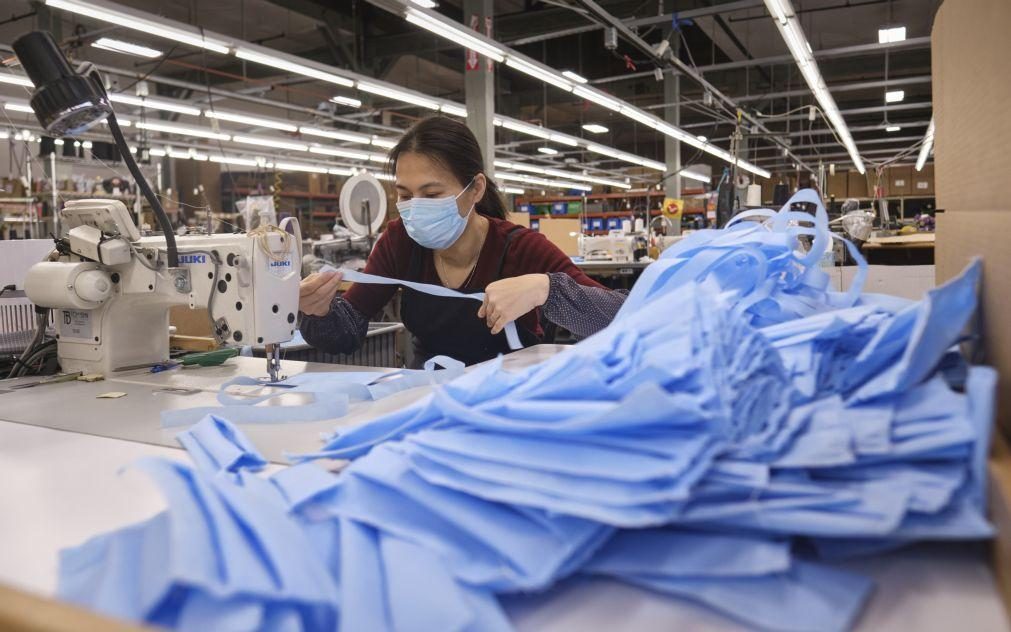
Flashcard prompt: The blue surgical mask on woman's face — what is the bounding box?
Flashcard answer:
[396,178,475,250]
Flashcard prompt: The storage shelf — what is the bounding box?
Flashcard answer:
[47,190,135,200]
[520,187,706,205]
[226,187,341,200]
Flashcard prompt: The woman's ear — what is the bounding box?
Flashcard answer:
[471,172,488,205]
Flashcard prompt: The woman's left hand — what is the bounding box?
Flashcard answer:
[478,274,550,335]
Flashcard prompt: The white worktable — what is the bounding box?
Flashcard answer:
[0,347,1007,631]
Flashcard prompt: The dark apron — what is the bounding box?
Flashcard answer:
[401,227,541,367]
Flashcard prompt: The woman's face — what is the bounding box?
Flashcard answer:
[394,151,486,217]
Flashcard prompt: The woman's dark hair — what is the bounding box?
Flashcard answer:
[388,116,508,220]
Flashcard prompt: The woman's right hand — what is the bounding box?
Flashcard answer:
[299,270,344,317]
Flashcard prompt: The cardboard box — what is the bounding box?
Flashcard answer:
[932,0,1011,212]
[170,305,214,338]
[933,1,1011,617]
[887,166,912,197]
[307,174,327,196]
[848,171,869,199]
[912,164,934,196]
[991,435,1011,614]
[536,216,580,256]
[936,211,1011,438]
[506,212,530,228]
[827,173,848,199]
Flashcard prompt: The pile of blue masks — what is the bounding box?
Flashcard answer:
[58,190,996,632]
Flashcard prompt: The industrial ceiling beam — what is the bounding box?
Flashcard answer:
[708,120,932,142]
[569,0,813,173]
[652,75,932,109]
[591,37,930,85]
[679,102,933,129]
[749,135,922,153]
[503,0,767,46]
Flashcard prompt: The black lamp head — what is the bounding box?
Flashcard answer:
[12,31,113,136]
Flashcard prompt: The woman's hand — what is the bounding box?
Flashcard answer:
[478,274,550,335]
[299,270,343,317]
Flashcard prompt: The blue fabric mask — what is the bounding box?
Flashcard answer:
[396,179,475,250]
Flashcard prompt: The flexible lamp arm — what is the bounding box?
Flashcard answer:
[12,30,179,268]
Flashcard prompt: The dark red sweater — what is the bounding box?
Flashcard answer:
[344,216,604,336]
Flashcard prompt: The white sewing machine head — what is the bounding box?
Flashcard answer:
[24,199,300,379]
[578,230,636,263]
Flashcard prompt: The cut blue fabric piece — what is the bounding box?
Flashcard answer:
[57,191,995,632]
[583,528,791,578]
[329,265,522,351]
[176,414,268,475]
[601,560,873,632]
[161,355,464,428]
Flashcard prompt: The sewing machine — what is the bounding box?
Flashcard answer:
[578,230,637,263]
[24,199,300,380]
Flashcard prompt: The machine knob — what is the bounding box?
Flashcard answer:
[74,269,113,303]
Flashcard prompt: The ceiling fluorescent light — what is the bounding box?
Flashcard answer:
[680,170,711,183]
[585,143,667,172]
[309,146,372,160]
[885,125,901,132]
[542,168,630,189]
[329,167,355,176]
[274,161,329,174]
[766,0,791,24]
[232,135,307,151]
[561,70,588,84]
[108,93,201,116]
[878,26,907,43]
[549,134,579,147]
[915,117,935,171]
[537,147,558,155]
[582,123,609,134]
[331,95,362,108]
[91,37,163,58]
[45,0,231,54]
[205,110,298,132]
[300,127,371,144]
[371,136,398,149]
[497,172,592,192]
[136,121,230,140]
[502,186,525,195]
[440,103,469,118]
[504,57,573,92]
[885,90,905,103]
[619,105,660,128]
[3,103,34,113]
[357,81,441,110]
[493,160,540,174]
[572,85,623,112]
[405,8,506,62]
[764,0,864,174]
[501,119,552,140]
[408,0,438,6]
[209,155,259,167]
[236,47,354,87]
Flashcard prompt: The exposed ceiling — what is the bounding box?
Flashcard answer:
[0,0,938,182]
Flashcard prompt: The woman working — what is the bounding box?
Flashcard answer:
[299,116,625,367]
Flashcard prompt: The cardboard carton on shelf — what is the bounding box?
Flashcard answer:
[848,170,870,198]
